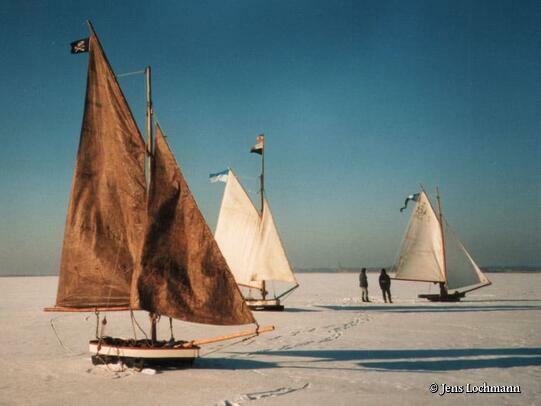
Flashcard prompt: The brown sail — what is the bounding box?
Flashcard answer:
[55,29,147,309]
[130,125,255,325]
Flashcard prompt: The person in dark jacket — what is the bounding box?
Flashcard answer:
[359,268,370,302]
[379,268,392,303]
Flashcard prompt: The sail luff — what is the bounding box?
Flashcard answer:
[55,27,147,309]
[130,125,255,325]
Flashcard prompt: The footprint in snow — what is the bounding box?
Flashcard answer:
[217,383,310,405]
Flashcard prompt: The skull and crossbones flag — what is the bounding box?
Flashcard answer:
[70,38,89,54]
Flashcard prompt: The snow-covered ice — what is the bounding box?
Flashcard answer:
[0,273,539,405]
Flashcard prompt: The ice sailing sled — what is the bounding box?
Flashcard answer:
[213,137,299,311]
[392,187,491,302]
[44,21,272,368]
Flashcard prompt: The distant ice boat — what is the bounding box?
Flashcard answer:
[214,138,299,311]
[44,21,272,368]
[392,187,491,302]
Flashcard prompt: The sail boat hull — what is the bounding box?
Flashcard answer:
[245,298,284,311]
[89,340,199,368]
[418,292,465,302]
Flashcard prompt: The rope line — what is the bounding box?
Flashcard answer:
[116,69,145,78]
[49,315,85,356]
[129,310,138,341]
[130,311,150,341]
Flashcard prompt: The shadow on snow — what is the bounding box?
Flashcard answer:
[255,347,541,372]
[317,304,541,313]
[283,307,321,313]
[194,357,276,370]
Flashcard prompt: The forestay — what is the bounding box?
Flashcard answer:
[215,170,296,288]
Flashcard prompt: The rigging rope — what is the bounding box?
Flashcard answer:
[129,310,138,341]
[130,310,149,341]
[49,315,83,356]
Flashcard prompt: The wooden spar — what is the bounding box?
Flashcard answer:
[389,277,445,283]
[145,65,153,182]
[86,20,95,35]
[457,281,492,295]
[259,136,266,301]
[275,283,299,300]
[260,135,265,214]
[176,325,274,348]
[435,186,448,296]
[144,65,158,342]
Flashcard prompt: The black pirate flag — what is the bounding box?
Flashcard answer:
[70,38,89,54]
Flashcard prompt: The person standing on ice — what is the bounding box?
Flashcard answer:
[379,268,392,303]
[359,268,370,302]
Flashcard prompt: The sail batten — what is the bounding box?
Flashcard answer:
[215,170,296,287]
[55,31,147,309]
[130,126,255,325]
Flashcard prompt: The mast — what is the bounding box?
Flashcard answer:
[145,65,158,342]
[260,140,265,213]
[145,66,153,187]
[436,186,448,297]
[260,136,266,300]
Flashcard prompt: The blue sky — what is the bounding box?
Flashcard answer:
[0,0,540,275]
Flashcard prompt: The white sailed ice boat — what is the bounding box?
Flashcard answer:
[214,137,299,311]
[393,187,491,302]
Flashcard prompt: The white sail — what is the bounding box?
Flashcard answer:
[394,191,446,283]
[215,171,262,289]
[443,222,490,292]
[215,170,296,288]
[254,199,297,283]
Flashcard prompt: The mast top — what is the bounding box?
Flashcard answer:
[86,20,95,35]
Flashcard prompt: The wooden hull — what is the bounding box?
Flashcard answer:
[89,340,199,368]
[246,298,284,311]
[418,292,465,302]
